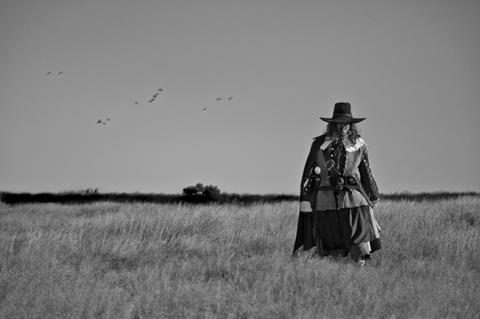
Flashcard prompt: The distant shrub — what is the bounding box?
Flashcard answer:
[182,183,221,202]
[182,183,205,197]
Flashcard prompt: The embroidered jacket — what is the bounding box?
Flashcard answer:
[299,135,379,211]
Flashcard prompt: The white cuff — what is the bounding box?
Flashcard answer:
[299,201,312,212]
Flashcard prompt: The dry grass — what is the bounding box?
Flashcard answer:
[0,197,479,318]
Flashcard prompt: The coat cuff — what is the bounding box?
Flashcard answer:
[299,201,312,212]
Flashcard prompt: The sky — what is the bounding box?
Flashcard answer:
[1,0,479,194]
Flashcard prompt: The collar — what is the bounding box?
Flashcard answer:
[320,136,365,152]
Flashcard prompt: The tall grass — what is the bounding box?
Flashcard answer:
[0,197,479,318]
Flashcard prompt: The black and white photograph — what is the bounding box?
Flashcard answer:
[0,0,479,318]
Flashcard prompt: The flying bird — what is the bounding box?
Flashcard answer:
[202,107,207,111]
[216,97,222,101]
[228,96,233,101]
[58,72,63,75]
[46,72,52,75]
[134,101,139,105]
[96,118,110,125]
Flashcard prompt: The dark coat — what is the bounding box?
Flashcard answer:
[293,134,380,253]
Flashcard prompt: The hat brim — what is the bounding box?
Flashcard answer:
[320,117,366,124]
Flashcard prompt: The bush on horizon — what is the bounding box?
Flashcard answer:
[182,183,222,203]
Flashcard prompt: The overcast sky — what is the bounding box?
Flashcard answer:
[1,0,479,194]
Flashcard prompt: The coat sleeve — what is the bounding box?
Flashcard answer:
[359,147,380,202]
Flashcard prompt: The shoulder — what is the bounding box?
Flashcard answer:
[345,136,367,152]
[312,134,333,151]
[311,134,326,146]
[357,136,367,148]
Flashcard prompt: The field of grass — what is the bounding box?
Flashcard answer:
[1,196,479,318]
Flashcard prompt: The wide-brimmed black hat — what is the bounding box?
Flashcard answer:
[320,102,366,123]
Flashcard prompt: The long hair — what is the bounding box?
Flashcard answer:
[323,122,361,143]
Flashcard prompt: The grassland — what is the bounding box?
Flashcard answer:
[0,196,479,318]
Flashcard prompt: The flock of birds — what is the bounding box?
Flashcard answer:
[97,90,235,126]
[98,90,234,126]
[202,96,234,112]
[45,71,234,127]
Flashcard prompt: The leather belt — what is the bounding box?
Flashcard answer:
[314,178,374,208]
